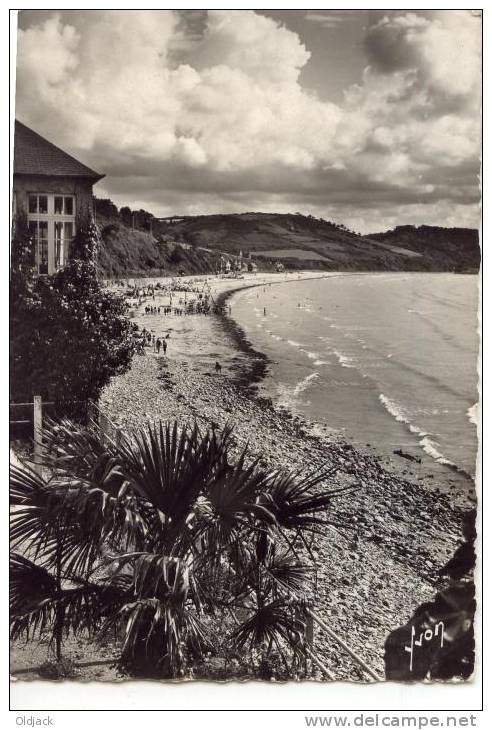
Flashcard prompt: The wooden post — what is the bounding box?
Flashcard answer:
[305,604,314,676]
[100,411,108,441]
[307,608,381,681]
[305,646,335,681]
[33,396,42,472]
[87,399,98,428]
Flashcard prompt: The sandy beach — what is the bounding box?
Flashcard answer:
[94,272,473,680]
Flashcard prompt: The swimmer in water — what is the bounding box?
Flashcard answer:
[263,307,266,316]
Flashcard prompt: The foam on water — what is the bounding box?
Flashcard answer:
[379,393,411,425]
[419,436,455,467]
[467,402,478,425]
[333,350,355,368]
[301,349,321,361]
[231,273,478,477]
[277,372,319,409]
[379,394,425,434]
[379,394,458,468]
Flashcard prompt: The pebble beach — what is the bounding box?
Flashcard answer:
[97,272,474,680]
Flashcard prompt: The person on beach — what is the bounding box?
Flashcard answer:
[156,338,162,354]
[162,340,167,355]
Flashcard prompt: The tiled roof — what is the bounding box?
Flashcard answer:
[13,120,104,181]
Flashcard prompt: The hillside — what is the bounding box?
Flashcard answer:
[94,208,224,278]
[367,225,480,273]
[93,199,480,276]
[161,213,480,273]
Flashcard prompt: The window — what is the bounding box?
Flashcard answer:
[28,194,48,214]
[29,220,49,274]
[54,221,74,269]
[27,193,76,274]
[54,196,74,216]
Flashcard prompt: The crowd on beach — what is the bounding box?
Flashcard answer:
[126,277,223,356]
[132,326,170,356]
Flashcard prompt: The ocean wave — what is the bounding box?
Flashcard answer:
[379,394,426,436]
[277,372,319,408]
[301,349,320,361]
[287,340,305,348]
[293,372,319,395]
[333,350,355,368]
[467,402,478,425]
[419,436,455,467]
[314,359,328,366]
[379,394,411,425]
[379,394,459,468]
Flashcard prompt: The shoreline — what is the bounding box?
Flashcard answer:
[213,272,370,389]
[93,272,474,678]
[214,274,476,495]
[10,272,473,681]
[107,270,475,505]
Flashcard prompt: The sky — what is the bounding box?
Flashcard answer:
[15,9,482,233]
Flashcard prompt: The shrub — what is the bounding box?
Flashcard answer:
[10,420,349,679]
[10,212,135,409]
[169,244,184,264]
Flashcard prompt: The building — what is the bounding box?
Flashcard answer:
[12,120,104,275]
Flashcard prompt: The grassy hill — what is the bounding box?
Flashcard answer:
[93,200,480,276]
[161,213,480,273]
[94,210,224,279]
[367,225,480,273]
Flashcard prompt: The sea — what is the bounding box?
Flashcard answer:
[231,273,479,479]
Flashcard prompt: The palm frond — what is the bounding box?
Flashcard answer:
[10,462,145,576]
[231,599,306,658]
[263,550,311,597]
[261,465,354,530]
[100,554,211,676]
[9,552,126,643]
[40,418,126,495]
[114,422,232,546]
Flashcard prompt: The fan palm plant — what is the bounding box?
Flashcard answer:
[10,418,350,679]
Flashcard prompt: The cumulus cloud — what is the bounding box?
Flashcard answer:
[15,9,481,232]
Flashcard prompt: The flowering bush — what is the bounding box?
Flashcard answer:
[10,211,135,409]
